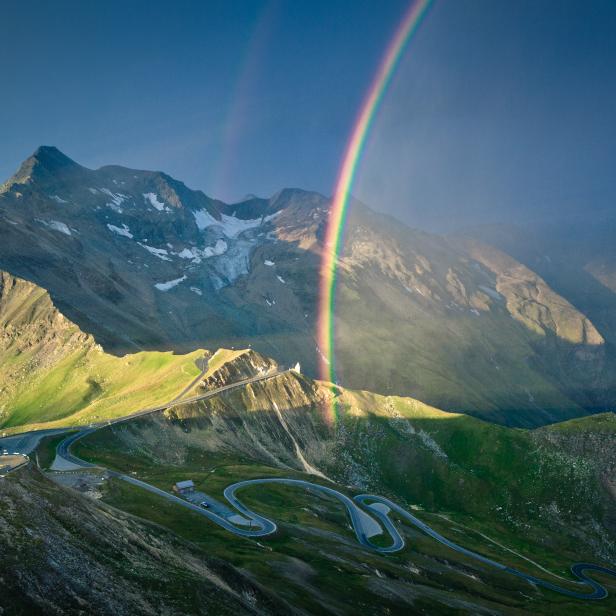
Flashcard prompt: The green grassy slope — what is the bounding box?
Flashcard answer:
[0,270,206,432]
[3,347,204,430]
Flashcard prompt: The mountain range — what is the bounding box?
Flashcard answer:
[1,146,615,427]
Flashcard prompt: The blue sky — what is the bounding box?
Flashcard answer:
[1,0,615,230]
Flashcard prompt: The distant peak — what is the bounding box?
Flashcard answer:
[269,187,328,211]
[30,146,80,169]
[4,146,84,189]
[240,193,262,202]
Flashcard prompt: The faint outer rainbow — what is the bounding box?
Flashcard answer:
[317,0,432,417]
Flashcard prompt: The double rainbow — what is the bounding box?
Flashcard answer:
[316,0,432,418]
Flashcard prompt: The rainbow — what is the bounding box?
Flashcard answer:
[317,0,433,419]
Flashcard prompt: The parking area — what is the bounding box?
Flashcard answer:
[0,453,29,476]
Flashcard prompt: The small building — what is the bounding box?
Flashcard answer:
[173,479,195,495]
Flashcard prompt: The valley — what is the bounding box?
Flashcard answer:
[38,421,616,601]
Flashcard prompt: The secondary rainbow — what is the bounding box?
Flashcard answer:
[317,0,432,417]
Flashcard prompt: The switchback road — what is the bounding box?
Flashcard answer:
[4,366,615,601]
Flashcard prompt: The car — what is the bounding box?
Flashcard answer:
[199,501,210,509]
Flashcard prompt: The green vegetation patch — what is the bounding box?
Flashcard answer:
[3,348,204,431]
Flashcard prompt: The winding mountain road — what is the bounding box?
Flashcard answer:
[56,443,616,600]
[3,365,615,601]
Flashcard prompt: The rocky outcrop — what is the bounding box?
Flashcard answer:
[0,270,93,356]
[463,240,604,346]
[200,350,279,391]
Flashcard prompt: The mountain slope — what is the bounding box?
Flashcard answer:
[0,147,612,426]
[0,146,289,353]
[460,218,616,348]
[0,270,206,432]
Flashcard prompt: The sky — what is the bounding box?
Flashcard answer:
[1,0,615,231]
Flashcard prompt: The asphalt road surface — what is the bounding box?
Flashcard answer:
[0,428,71,455]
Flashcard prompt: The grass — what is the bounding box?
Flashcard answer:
[85,443,616,615]
[35,432,76,469]
[539,411,616,434]
[2,348,205,433]
[0,271,213,433]
[73,389,616,614]
[10,332,612,613]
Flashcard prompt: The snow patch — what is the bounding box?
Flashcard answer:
[201,239,228,258]
[49,221,72,235]
[276,275,286,284]
[39,220,72,236]
[210,274,225,290]
[189,287,203,296]
[209,241,252,286]
[175,240,228,263]
[193,208,219,230]
[478,285,502,301]
[218,214,263,238]
[154,276,186,291]
[264,260,275,266]
[49,194,68,204]
[143,192,169,212]
[107,223,133,239]
[193,209,281,238]
[138,243,172,261]
[100,188,128,207]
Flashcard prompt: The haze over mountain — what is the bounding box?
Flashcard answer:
[1,146,615,427]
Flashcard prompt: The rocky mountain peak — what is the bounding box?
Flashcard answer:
[31,145,79,168]
[2,145,85,193]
